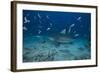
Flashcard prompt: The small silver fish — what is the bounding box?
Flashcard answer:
[23,26,28,31]
[24,17,30,23]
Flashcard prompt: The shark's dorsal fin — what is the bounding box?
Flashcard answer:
[60,29,66,34]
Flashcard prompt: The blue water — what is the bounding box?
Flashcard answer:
[23,10,91,62]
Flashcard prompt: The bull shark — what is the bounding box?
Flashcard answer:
[48,29,74,45]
